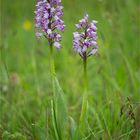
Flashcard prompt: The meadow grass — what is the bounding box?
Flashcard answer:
[0,0,140,139]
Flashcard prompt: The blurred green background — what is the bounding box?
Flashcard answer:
[0,0,140,139]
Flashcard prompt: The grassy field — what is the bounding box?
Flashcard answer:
[0,0,140,139]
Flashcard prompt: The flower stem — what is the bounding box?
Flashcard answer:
[50,43,55,80]
[80,55,88,124]
[49,43,60,140]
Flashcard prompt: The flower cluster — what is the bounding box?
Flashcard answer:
[73,14,98,58]
[35,0,65,49]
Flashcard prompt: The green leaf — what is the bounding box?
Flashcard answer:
[69,117,79,140]
[51,100,60,140]
[53,76,68,130]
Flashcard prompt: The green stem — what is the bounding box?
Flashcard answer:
[50,43,55,80]
[49,43,60,140]
[49,44,55,95]
[80,55,88,124]
[83,56,87,94]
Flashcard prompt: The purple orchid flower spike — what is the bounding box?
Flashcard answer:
[73,14,99,128]
[35,0,65,49]
[73,14,98,58]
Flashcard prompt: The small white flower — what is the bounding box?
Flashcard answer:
[47,29,52,35]
[54,42,61,49]
[73,32,80,38]
[89,48,97,55]
[36,32,43,37]
[44,13,49,18]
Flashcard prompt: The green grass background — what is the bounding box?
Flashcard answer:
[0,0,140,139]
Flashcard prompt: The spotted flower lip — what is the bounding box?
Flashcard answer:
[35,0,65,49]
[73,14,98,58]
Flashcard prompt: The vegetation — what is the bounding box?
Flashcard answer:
[0,0,140,139]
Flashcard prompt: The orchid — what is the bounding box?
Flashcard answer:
[35,0,65,49]
[73,14,98,58]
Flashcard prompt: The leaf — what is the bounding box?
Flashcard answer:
[31,123,47,140]
[69,116,79,140]
[53,76,68,131]
[51,100,60,140]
